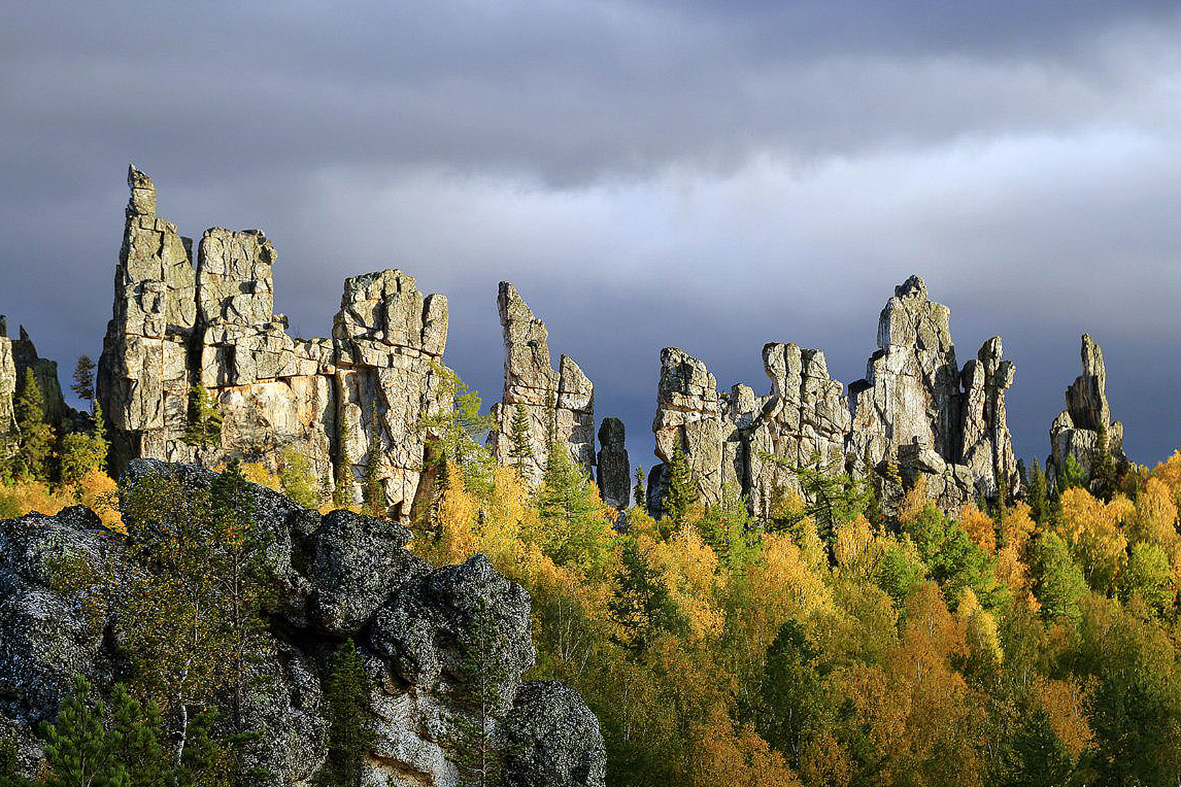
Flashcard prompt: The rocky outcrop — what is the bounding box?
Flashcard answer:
[98,167,450,523]
[596,418,630,507]
[0,326,16,458]
[649,277,1020,516]
[960,337,1018,498]
[650,343,851,517]
[489,283,595,485]
[10,327,68,426]
[848,275,962,472]
[0,461,605,787]
[1048,334,1127,484]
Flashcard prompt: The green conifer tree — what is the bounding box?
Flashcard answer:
[279,447,320,509]
[609,538,686,656]
[182,383,222,447]
[449,600,509,787]
[60,401,109,486]
[1091,423,1118,501]
[362,410,384,517]
[333,412,352,508]
[661,436,698,528]
[1028,457,1049,525]
[39,676,129,787]
[507,402,533,478]
[108,683,169,787]
[318,641,374,787]
[633,465,645,509]
[12,369,52,482]
[70,355,96,406]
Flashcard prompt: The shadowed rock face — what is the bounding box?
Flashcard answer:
[1048,334,1127,483]
[596,418,630,507]
[97,166,449,524]
[0,460,606,787]
[649,276,1020,515]
[488,282,595,485]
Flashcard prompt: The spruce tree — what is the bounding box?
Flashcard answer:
[13,368,52,482]
[70,355,96,405]
[507,402,533,478]
[1091,423,1118,501]
[60,401,109,486]
[633,465,645,509]
[182,383,222,447]
[362,410,384,516]
[318,641,374,787]
[609,538,685,655]
[449,600,509,787]
[333,413,352,508]
[661,437,698,527]
[1028,457,1049,525]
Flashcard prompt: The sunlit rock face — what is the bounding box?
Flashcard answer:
[1047,334,1128,484]
[98,166,450,523]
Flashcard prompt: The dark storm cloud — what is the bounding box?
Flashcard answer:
[1,0,1180,470]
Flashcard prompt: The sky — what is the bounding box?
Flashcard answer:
[2,1,1180,471]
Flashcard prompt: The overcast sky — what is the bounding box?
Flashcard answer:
[2,1,1180,471]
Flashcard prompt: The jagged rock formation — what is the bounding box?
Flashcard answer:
[1048,334,1127,483]
[649,276,1020,516]
[97,166,449,522]
[0,324,16,457]
[650,343,850,516]
[9,327,68,426]
[596,418,630,507]
[0,460,606,787]
[488,282,595,485]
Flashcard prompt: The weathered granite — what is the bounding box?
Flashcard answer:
[0,331,15,457]
[10,327,68,426]
[648,277,1019,516]
[960,337,1019,498]
[1048,334,1127,484]
[98,167,450,523]
[596,418,630,507]
[489,282,595,485]
[0,462,605,787]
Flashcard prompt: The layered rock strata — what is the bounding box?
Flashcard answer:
[488,282,595,485]
[649,276,1020,516]
[1047,334,1127,483]
[0,460,606,786]
[97,166,449,522]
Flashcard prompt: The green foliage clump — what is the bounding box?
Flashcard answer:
[318,640,374,787]
[279,446,321,509]
[1030,530,1087,622]
[609,538,686,655]
[182,383,222,447]
[507,402,533,478]
[12,369,53,482]
[59,402,108,487]
[661,437,698,528]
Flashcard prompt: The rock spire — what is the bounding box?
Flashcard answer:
[1048,334,1127,483]
[488,282,595,484]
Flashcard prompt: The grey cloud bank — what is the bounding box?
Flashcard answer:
[1,0,1180,471]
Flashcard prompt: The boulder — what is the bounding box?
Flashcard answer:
[504,681,608,787]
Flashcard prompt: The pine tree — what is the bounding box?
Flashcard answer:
[661,436,698,527]
[1091,423,1118,501]
[318,641,374,787]
[60,401,109,486]
[70,355,96,406]
[362,410,384,517]
[333,412,352,508]
[1028,457,1049,525]
[108,683,169,787]
[507,402,533,478]
[39,676,129,787]
[12,368,52,482]
[633,465,645,509]
[182,383,222,447]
